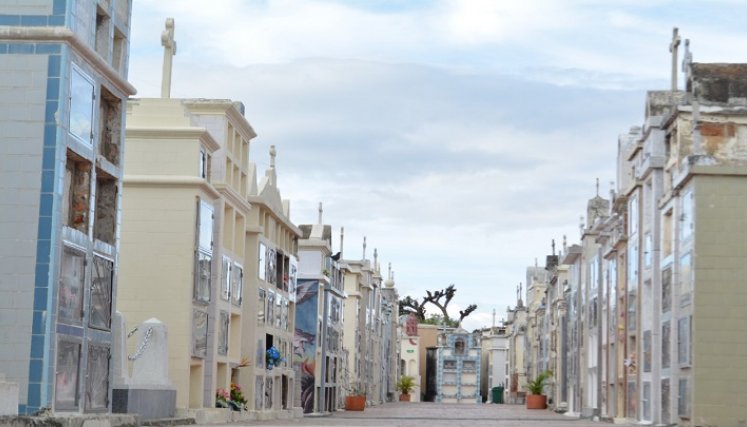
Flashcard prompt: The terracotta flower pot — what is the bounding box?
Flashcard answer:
[345,395,366,411]
[526,394,547,409]
[399,393,411,402]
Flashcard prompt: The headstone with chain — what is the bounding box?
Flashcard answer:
[112,317,176,419]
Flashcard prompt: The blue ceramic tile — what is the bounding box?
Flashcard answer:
[37,215,52,240]
[21,15,47,26]
[53,0,66,15]
[35,239,50,264]
[0,16,20,26]
[43,125,57,147]
[29,360,43,383]
[27,383,40,407]
[40,169,54,192]
[0,44,7,53]
[48,15,65,26]
[30,335,45,359]
[39,193,53,215]
[36,44,61,54]
[8,43,34,54]
[31,310,45,334]
[45,77,59,101]
[47,55,60,76]
[44,100,57,123]
[35,262,49,285]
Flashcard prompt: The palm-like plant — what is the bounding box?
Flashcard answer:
[396,375,416,395]
[526,370,552,395]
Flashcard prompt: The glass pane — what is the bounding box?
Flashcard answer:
[264,376,273,409]
[194,252,211,303]
[198,201,213,252]
[662,321,671,368]
[221,256,230,301]
[89,256,113,330]
[267,290,275,327]
[231,264,243,306]
[643,330,652,372]
[662,268,672,313]
[55,339,81,409]
[661,378,670,424]
[69,68,94,143]
[254,376,264,410]
[266,247,276,286]
[258,243,266,280]
[275,294,282,328]
[85,344,110,410]
[59,246,86,325]
[192,309,208,358]
[257,288,265,326]
[218,311,229,356]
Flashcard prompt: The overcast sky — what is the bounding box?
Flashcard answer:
[128,0,747,331]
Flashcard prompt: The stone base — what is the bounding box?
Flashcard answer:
[0,377,19,416]
[0,414,137,427]
[112,388,176,420]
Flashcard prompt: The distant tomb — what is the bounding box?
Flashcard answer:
[436,327,481,403]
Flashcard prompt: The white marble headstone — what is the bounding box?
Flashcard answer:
[130,318,172,388]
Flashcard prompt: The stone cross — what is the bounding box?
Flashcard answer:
[551,239,556,256]
[388,262,392,280]
[682,38,692,84]
[317,202,323,224]
[270,145,277,168]
[362,236,367,260]
[669,27,681,92]
[373,248,378,270]
[595,177,600,197]
[160,18,176,98]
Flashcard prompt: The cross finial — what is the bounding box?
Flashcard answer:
[595,178,600,197]
[270,145,277,168]
[552,239,556,256]
[373,248,378,269]
[160,18,177,98]
[362,236,367,260]
[340,226,344,257]
[682,38,692,85]
[317,202,323,224]
[388,262,392,280]
[563,235,567,253]
[669,27,681,93]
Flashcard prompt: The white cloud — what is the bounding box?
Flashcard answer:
[128,0,747,332]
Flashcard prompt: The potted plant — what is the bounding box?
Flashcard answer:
[344,382,366,411]
[396,375,416,402]
[525,370,552,409]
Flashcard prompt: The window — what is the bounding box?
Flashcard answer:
[678,316,691,366]
[680,191,693,242]
[58,245,86,325]
[69,67,95,144]
[258,242,266,280]
[231,264,243,306]
[89,255,113,330]
[662,321,671,369]
[85,344,110,410]
[55,338,81,409]
[197,201,214,253]
[662,268,672,313]
[192,309,208,358]
[628,195,639,236]
[194,252,211,303]
[221,256,231,301]
[643,330,652,372]
[678,378,689,418]
[643,232,652,268]
[679,253,692,306]
[218,311,229,356]
[661,378,671,424]
[257,288,265,326]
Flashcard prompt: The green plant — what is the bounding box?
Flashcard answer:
[396,375,416,395]
[525,370,552,395]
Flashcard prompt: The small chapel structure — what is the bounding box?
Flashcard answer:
[435,327,482,403]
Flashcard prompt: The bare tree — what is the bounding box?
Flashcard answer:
[399,284,477,326]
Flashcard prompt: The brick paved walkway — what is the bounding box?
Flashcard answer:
[196,402,638,427]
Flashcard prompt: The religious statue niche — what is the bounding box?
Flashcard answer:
[85,344,110,410]
[405,314,418,337]
[55,338,81,409]
[192,309,208,358]
[89,255,113,330]
[58,246,86,326]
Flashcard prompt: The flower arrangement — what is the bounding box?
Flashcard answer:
[266,346,285,370]
[215,383,247,411]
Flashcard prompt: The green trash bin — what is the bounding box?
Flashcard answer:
[491,386,504,404]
